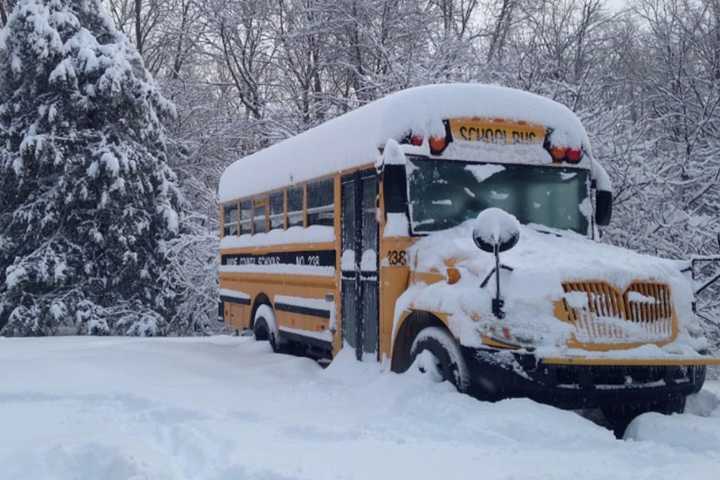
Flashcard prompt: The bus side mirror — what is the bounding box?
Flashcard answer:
[383,164,408,215]
[595,190,612,226]
[473,208,520,254]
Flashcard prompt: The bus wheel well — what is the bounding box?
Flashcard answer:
[250,293,272,329]
[391,311,448,374]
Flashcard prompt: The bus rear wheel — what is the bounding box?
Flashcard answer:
[254,305,283,353]
[253,317,269,341]
[410,326,470,393]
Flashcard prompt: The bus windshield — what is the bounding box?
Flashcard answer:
[406,157,590,235]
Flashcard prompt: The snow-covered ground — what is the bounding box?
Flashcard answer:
[0,336,718,480]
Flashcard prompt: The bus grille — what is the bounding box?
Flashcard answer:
[561,281,675,345]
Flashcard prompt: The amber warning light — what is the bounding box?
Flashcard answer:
[550,145,583,164]
[404,133,449,155]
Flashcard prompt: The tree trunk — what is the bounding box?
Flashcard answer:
[135,0,143,55]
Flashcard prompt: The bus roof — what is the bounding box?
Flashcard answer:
[218,83,591,202]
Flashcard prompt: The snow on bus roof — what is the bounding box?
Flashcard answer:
[218,83,591,202]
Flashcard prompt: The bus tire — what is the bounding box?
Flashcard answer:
[602,394,686,438]
[254,305,282,353]
[410,326,470,393]
[253,317,269,341]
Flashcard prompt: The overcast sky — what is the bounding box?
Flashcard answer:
[605,0,629,11]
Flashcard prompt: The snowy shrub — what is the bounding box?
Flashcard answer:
[2,304,47,336]
[113,305,165,336]
[156,220,219,335]
[74,300,109,336]
[0,0,187,336]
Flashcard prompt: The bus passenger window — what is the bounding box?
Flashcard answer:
[253,199,268,234]
[288,186,304,228]
[239,200,252,234]
[307,178,334,227]
[269,191,284,230]
[223,203,239,236]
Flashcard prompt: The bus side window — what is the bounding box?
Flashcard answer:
[288,186,304,228]
[253,198,268,234]
[307,178,334,227]
[223,202,239,236]
[269,191,284,230]
[239,200,252,235]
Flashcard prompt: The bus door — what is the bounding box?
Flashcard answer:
[341,170,379,361]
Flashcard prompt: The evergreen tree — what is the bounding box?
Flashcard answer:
[0,0,185,336]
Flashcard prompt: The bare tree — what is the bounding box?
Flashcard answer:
[0,0,17,26]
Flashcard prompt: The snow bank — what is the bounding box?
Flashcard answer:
[686,389,720,416]
[219,84,591,201]
[624,412,720,453]
[1,337,718,480]
[624,389,720,453]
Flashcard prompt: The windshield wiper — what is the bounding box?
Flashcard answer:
[527,225,563,237]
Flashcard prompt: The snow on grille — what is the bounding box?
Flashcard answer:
[561,281,674,344]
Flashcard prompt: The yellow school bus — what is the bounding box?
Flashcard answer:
[218,84,719,429]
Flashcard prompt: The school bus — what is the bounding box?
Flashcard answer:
[218,84,719,429]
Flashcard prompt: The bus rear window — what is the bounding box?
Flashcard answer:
[253,199,267,234]
[307,179,334,226]
[223,203,238,236]
[269,191,284,230]
[239,200,252,235]
[288,186,304,227]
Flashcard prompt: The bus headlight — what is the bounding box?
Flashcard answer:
[446,267,461,284]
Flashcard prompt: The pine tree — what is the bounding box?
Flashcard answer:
[0,0,185,336]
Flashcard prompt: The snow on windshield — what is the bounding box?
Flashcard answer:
[407,158,590,235]
[465,164,506,182]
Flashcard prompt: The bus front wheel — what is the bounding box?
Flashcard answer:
[410,326,470,393]
[602,395,686,438]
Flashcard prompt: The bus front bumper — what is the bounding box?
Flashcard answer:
[462,346,720,409]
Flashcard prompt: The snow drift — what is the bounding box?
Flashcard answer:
[0,336,717,480]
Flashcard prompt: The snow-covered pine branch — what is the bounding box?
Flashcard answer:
[0,0,188,336]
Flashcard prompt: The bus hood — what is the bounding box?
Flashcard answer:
[399,219,707,355]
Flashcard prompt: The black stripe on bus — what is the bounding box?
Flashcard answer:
[274,302,331,319]
[220,295,251,305]
[221,250,336,268]
[278,329,332,352]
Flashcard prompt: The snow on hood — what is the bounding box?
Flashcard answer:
[399,219,701,353]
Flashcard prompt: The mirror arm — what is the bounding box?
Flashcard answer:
[493,245,505,319]
[695,271,720,296]
[690,255,720,296]
[480,264,513,288]
[479,246,510,319]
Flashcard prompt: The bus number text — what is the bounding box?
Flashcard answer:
[387,250,407,266]
[296,255,320,266]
